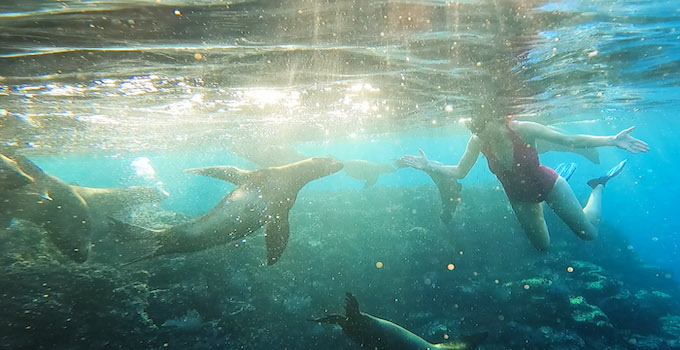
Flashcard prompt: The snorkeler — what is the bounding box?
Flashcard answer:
[397,115,649,250]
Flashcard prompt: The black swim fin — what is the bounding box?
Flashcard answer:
[587,159,627,188]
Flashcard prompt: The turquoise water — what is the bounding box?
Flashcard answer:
[1,0,680,349]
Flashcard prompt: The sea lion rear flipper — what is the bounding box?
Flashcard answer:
[108,216,163,240]
[264,212,290,265]
[183,166,252,186]
[437,331,489,350]
[108,216,165,265]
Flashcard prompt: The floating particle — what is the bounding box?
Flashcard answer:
[447,264,455,271]
[587,50,598,58]
[567,266,574,273]
[174,9,181,16]
[476,61,482,67]
[596,92,603,98]
[376,261,383,268]
[445,105,453,112]
[523,284,530,290]
[444,334,450,340]
[194,53,203,60]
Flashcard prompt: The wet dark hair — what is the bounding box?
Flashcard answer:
[468,115,510,135]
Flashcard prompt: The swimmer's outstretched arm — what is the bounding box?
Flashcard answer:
[516,121,649,155]
[396,136,481,179]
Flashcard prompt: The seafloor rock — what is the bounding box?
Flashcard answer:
[0,260,156,349]
[2,185,680,349]
[566,260,622,301]
[600,288,679,333]
[500,322,585,350]
[568,296,614,336]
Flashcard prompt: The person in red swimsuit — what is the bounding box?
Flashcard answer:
[397,115,649,250]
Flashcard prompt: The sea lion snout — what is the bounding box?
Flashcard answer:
[307,157,344,177]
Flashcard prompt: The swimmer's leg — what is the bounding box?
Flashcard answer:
[509,199,550,250]
[545,177,598,240]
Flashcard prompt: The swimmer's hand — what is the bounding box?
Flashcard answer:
[614,126,649,154]
[395,148,433,171]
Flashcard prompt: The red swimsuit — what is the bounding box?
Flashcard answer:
[481,124,558,203]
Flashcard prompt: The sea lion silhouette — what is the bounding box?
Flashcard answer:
[312,293,488,350]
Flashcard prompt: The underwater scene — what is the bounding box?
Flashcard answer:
[1,0,680,349]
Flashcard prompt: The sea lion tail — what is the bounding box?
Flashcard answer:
[107,216,163,265]
[108,216,163,241]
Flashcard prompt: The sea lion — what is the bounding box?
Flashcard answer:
[117,157,343,266]
[342,159,396,188]
[0,153,34,190]
[1,155,92,262]
[312,293,488,350]
[1,154,169,263]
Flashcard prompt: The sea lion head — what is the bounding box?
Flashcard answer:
[302,157,344,180]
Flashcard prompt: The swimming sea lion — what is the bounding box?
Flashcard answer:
[117,157,343,266]
[312,293,488,350]
[342,159,396,187]
[1,154,169,263]
[1,155,92,262]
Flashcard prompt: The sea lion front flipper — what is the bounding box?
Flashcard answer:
[183,166,252,186]
[264,211,290,265]
[363,174,379,188]
[344,293,360,319]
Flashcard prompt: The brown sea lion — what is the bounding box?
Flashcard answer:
[1,155,92,262]
[312,293,488,350]
[1,154,168,263]
[117,157,343,266]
